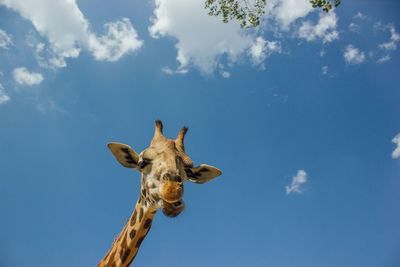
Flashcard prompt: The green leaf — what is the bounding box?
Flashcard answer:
[205,0,342,29]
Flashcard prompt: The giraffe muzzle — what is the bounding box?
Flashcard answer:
[159,180,184,203]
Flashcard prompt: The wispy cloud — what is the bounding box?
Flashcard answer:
[273,0,313,30]
[298,11,339,43]
[161,66,174,75]
[377,24,400,51]
[321,66,328,75]
[13,67,44,86]
[354,12,367,20]
[249,37,282,67]
[370,22,400,64]
[148,0,316,74]
[0,0,142,68]
[221,71,231,78]
[285,170,308,195]
[149,0,253,74]
[348,22,360,33]
[0,29,13,49]
[1,0,86,67]
[344,45,365,64]
[249,37,268,66]
[377,55,390,63]
[88,18,143,62]
[0,83,10,104]
[36,99,67,114]
[392,133,400,159]
[161,66,188,75]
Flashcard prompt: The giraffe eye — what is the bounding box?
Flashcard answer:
[138,159,150,169]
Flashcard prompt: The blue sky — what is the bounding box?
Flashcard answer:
[0,0,399,266]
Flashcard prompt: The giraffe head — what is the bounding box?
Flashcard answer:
[107,120,221,217]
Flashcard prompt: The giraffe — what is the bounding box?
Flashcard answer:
[97,120,222,267]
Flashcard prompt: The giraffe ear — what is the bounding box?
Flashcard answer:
[186,165,222,184]
[107,143,139,169]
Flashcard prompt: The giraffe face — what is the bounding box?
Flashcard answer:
[138,138,193,205]
[107,120,222,217]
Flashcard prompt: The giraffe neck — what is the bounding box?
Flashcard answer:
[97,195,158,267]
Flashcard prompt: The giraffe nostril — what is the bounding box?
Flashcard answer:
[175,176,182,183]
[173,201,182,207]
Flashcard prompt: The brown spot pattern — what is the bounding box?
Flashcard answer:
[130,210,137,226]
[129,229,136,240]
[121,248,131,264]
[139,208,143,222]
[135,236,145,248]
[145,222,152,234]
[143,218,152,229]
[141,188,147,197]
[119,236,128,260]
[121,234,127,249]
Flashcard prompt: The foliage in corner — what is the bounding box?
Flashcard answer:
[205,0,266,28]
[310,0,341,13]
[205,0,341,29]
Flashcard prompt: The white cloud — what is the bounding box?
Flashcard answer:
[274,0,313,30]
[176,69,188,74]
[25,33,69,69]
[161,66,188,75]
[354,12,367,20]
[13,67,44,86]
[392,133,400,159]
[249,37,282,66]
[0,0,142,68]
[1,0,86,64]
[149,0,253,74]
[36,99,67,114]
[344,44,365,64]
[379,42,397,51]
[389,26,400,41]
[0,29,13,49]
[258,0,315,31]
[147,0,340,74]
[286,170,308,195]
[0,83,10,104]
[348,22,360,33]
[378,24,400,51]
[221,71,231,78]
[88,18,143,62]
[35,42,68,69]
[298,11,339,43]
[372,23,399,64]
[161,66,174,75]
[250,37,268,65]
[321,65,328,75]
[377,55,390,63]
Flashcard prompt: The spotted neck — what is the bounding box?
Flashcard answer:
[97,189,158,267]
